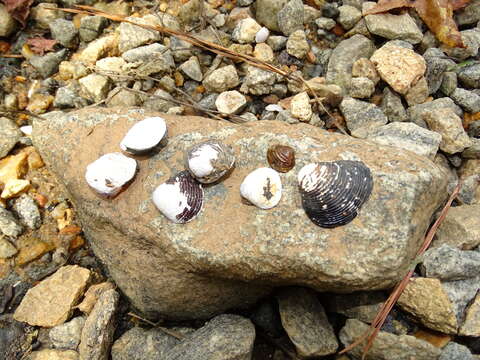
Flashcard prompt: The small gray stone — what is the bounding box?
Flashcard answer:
[238,0,254,5]
[276,110,299,124]
[178,56,203,82]
[143,89,175,112]
[450,88,480,113]
[315,17,336,30]
[408,97,462,128]
[49,316,85,350]
[366,122,441,160]
[78,289,119,360]
[169,37,193,63]
[381,87,408,122]
[0,238,17,259]
[340,97,388,138]
[337,5,362,30]
[215,91,246,115]
[349,77,375,98]
[423,48,455,94]
[12,195,41,230]
[422,244,480,281]
[324,291,386,324]
[178,0,202,27]
[29,49,68,79]
[277,0,304,36]
[106,88,140,108]
[117,15,162,53]
[79,16,108,43]
[286,30,309,59]
[322,3,339,18]
[0,207,23,238]
[443,277,480,325]
[0,117,21,158]
[54,85,88,109]
[363,2,423,44]
[442,29,480,61]
[340,318,441,360]
[203,65,239,93]
[440,71,458,96]
[468,120,480,138]
[198,93,218,111]
[239,112,257,122]
[404,77,429,106]
[440,342,474,360]
[49,19,78,48]
[326,35,376,91]
[266,35,287,51]
[455,0,480,25]
[0,4,16,37]
[111,327,180,360]
[31,3,65,30]
[240,65,276,95]
[163,314,255,360]
[254,0,289,32]
[433,205,480,250]
[456,174,480,205]
[463,139,480,159]
[458,63,480,89]
[277,287,338,358]
[122,43,174,68]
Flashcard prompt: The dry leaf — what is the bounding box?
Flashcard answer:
[451,0,472,10]
[25,38,57,55]
[363,0,414,15]
[1,0,33,26]
[0,41,10,53]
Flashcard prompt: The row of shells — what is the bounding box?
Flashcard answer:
[85,117,374,228]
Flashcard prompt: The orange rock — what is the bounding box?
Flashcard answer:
[15,237,56,266]
[174,71,184,87]
[26,94,54,114]
[464,112,480,130]
[1,179,30,199]
[413,329,451,348]
[33,193,48,207]
[0,152,28,186]
[26,148,45,169]
[77,282,115,314]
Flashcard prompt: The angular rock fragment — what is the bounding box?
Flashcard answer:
[459,292,480,337]
[340,97,388,137]
[49,316,86,350]
[433,205,480,250]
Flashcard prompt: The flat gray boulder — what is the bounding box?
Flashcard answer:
[33,107,448,320]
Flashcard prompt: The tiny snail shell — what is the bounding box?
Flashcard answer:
[298,160,373,228]
[240,167,282,209]
[255,27,270,43]
[186,140,235,184]
[85,152,137,197]
[120,117,167,154]
[267,144,295,173]
[152,171,203,224]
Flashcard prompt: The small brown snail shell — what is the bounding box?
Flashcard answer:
[267,145,295,173]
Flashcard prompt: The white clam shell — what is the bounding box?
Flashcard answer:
[265,104,283,112]
[120,117,167,154]
[186,141,235,184]
[240,167,282,209]
[85,152,137,197]
[152,171,204,224]
[255,27,270,43]
[20,125,33,136]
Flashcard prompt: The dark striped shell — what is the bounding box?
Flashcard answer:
[297,160,373,228]
[267,145,295,173]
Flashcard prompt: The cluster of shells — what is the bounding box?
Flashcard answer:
[85,117,374,228]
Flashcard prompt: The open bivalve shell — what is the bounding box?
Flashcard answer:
[298,160,373,228]
[186,140,235,184]
[120,117,167,154]
[152,171,204,224]
[85,152,137,197]
[240,167,282,209]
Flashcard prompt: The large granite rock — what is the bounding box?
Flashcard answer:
[33,108,448,320]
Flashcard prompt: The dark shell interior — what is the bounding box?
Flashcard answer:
[167,170,203,223]
[299,160,373,228]
[267,144,295,173]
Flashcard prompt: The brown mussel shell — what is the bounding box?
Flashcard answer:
[267,144,295,173]
[298,160,373,228]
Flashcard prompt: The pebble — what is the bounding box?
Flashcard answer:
[59,61,89,81]
[78,33,119,64]
[290,91,312,121]
[95,57,126,74]
[322,2,340,18]
[232,18,262,44]
[79,74,111,103]
[77,282,115,315]
[434,205,480,250]
[0,237,17,259]
[178,56,203,82]
[422,244,480,281]
[460,292,480,336]
[54,85,87,109]
[163,314,255,360]
[277,287,338,357]
[106,88,140,108]
[277,0,304,36]
[143,89,176,112]
[29,49,68,79]
[253,43,274,62]
[255,27,270,43]
[339,97,388,138]
[440,342,474,360]
[267,35,287,51]
[349,77,375,98]
[442,29,480,61]
[404,77,429,106]
[203,65,240,93]
[117,15,162,53]
[250,299,284,337]
[340,318,441,359]
[111,326,180,359]
[366,122,441,160]
[0,4,16,37]
[254,0,289,32]
[240,65,276,95]
[458,63,480,89]
[276,110,299,124]
[442,277,480,327]
[14,265,91,327]
[26,349,79,360]
[31,3,64,29]
[49,19,78,48]
[79,16,108,43]
[370,44,426,94]
[408,97,462,128]
[0,117,21,159]
[381,87,408,122]
[78,289,119,360]
[455,0,480,25]
[337,5,362,30]
[286,30,309,59]
[325,291,386,323]
[122,43,173,67]
[1,179,30,199]
[215,90,247,115]
[450,88,480,113]
[440,71,458,96]
[352,57,380,85]
[0,207,23,238]
[49,316,86,350]
[423,108,473,154]
[315,17,336,30]
[423,48,455,95]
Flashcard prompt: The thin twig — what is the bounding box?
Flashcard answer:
[127,312,185,340]
[339,182,462,359]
